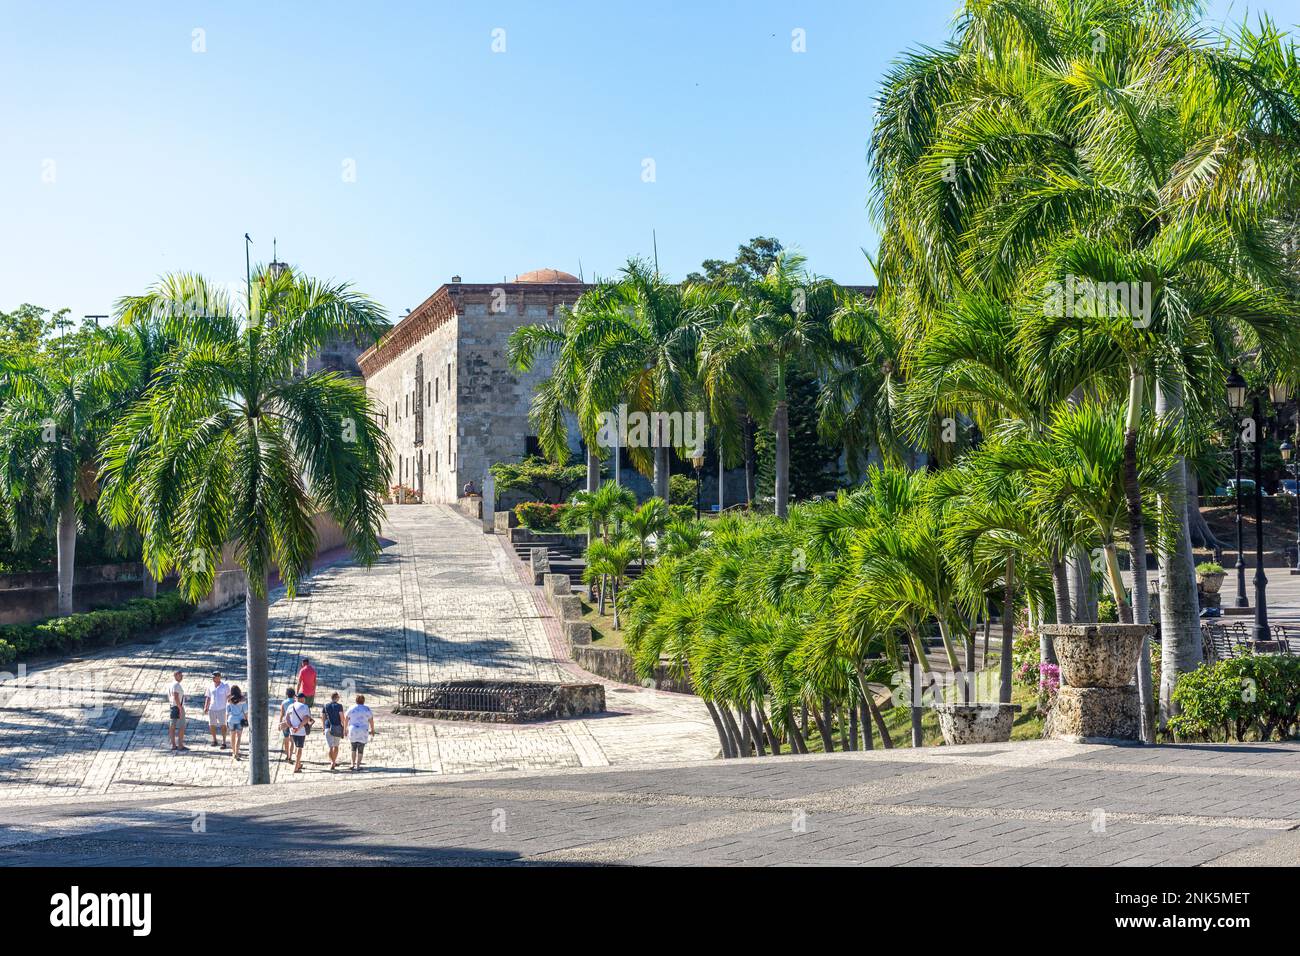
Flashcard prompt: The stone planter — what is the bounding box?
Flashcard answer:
[933,703,1020,745]
[1040,623,1152,743]
[1198,571,1225,596]
[1044,623,1147,688]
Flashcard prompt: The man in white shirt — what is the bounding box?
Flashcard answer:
[344,694,376,771]
[286,692,312,773]
[203,671,231,749]
[167,670,188,751]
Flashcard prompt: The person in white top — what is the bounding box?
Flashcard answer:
[203,671,231,749]
[285,693,313,773]
[167,670,188,751]
[344,695,376,771]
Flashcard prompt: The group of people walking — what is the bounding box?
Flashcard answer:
[166,657,377,772]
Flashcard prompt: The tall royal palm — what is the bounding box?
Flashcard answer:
[707,252,838,518]
[100,268,391,785]
[0,337,136,615]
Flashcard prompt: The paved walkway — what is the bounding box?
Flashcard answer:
[0,505,716,800]
[2,740,1298,865]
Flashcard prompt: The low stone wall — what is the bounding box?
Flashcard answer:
[198,512,351,613]
[0,563,178,625]
[455,495,482,520]
[570,643,694,695]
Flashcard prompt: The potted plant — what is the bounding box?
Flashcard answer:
[1196,561,1226,596]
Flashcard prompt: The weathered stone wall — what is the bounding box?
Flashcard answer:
[454,285,583,499]
[363,308,460,502]
[361,281,585,504]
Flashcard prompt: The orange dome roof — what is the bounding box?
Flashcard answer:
[514,268,581,283]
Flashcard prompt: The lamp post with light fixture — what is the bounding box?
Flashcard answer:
[1282,438,1300,574]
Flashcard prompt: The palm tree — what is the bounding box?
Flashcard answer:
[586,534,637,629]
[566,260,718,499]
[706,252,838,517]
[0,337,136,615]
[100,268,391,785]
[623,497,668,569]
[871,0,1300,729]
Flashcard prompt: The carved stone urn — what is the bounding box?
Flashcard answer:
[1040,623,1150,743]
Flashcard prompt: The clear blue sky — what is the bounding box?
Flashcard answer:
[0,0,1290,325]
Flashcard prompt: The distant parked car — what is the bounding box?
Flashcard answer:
[1217,478,1257,496]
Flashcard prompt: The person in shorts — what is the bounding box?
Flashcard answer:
[345,694,375,771]
[203,671,230,749]
[167,670,188,751]
[285,692,312,773]
[226,686,248,763]
[280,686,298,762]
[322,691,346,771]
[296,658,317,709]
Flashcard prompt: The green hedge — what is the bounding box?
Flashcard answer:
[0,592,195,667]
[1169,655,1300,742]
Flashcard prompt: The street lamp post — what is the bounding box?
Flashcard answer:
[1226,367,1249,607]
[1282,439,1300,573]
[691,452,705,520]
[1250,394,1270,642]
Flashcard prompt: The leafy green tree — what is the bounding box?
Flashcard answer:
[100,267,391,785]
[489,456,587,504]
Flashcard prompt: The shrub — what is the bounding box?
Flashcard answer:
[515,501,566,531]
[1196,561,1225,576]
[1170,654,1300,742]
[0,591,195,664]
[668,474,698,507]
[668,504,695,524]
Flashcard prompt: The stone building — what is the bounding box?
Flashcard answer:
[358,269,586,502]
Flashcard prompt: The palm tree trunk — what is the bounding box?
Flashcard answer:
[142,565,157,599]
[999,554,1015,704]
[935,618,961,673]
[1123,369,1155,744]
[1155,380,1202,732]
[1185,469,1221,551]
[718,703,744,757]
[758,705,781,755]
[865,695,893,749]
[245,570,271,785]
[1068,548,1098,622]
[611,578,620,629]
[848,704,859,750]
[56,497,77,616]
[783,705,809,753]
[743,703,767,756]
[1103,541,1134,622]
[773,400,790,519]
[652,445,670,501]
[704,700,734,758]
[744,416,756,506]
[860,700,873,750]
[586,445,601,494]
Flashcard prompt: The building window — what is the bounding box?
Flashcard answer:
[435,378,439,403]
[525,436,542,458]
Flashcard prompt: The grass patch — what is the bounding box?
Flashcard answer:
[580,599,626,651]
